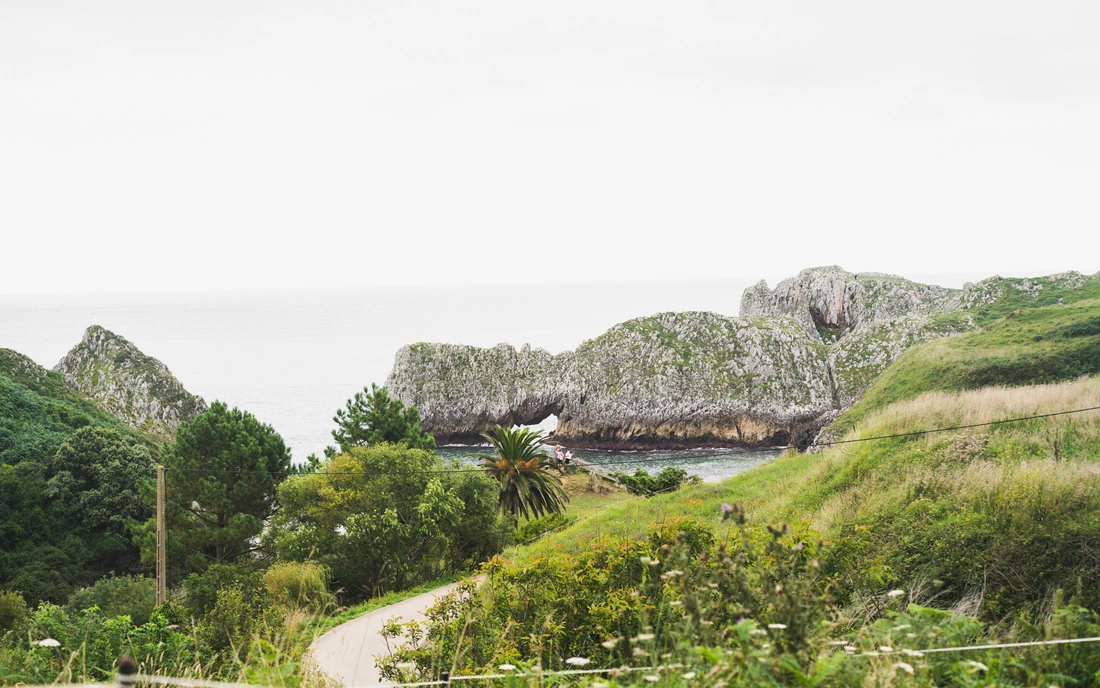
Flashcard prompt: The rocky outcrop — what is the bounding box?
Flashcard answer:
[740,266,957,341]
[389,312,835,448]
[388,267,1099,449]
[55,326,206,437]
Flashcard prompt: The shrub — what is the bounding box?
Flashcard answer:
[611,466,700,496]
[514,512,574,545]
[263,562,335,613]
[0,590,28,633]
[67,575,156,625]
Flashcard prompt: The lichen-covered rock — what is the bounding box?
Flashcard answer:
[740,266,957,341]
[388,267,1099,450]
[388,312,835,448]
[54,326,206,438]
[828,313,974,406]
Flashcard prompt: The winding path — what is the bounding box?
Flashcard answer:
[308,579,477,686]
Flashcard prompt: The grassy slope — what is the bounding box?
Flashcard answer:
[0,350,153,465]
[829,298,1100,437]
[522,299,1100,619]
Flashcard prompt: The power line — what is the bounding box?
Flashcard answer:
[158,405,1100,479]
[811,405,1100,447]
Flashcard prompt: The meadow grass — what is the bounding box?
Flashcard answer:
[526,377,1100,618]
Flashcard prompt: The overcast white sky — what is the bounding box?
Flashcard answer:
[2,1,1098,295]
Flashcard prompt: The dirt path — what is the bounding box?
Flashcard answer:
[308,579,476,686]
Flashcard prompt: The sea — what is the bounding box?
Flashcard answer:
[0,274,979,482]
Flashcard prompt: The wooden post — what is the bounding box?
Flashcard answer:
[156,465,167,606]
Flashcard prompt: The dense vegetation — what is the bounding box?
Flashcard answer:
[0,352,156,605]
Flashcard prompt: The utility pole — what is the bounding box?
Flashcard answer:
[156,465,167,606]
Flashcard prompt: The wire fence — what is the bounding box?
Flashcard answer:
[16,635,1100,688]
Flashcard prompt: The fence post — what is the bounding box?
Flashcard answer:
[440,670,451,686]
[117,655,135,688]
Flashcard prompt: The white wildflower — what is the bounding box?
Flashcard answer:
[633,633,656,641]
[669,600,682,607]
[901,649,924,657]
[893,661,914,675]
[565,657,590,666]
[966,661,988,672]
[844,645,858,653]
[498,664,516,671]
[879,645,893,653]
[33,638,60,648]
[682,672,696,680]
[767,623,787,630]
[601,638,620,649]
[887,589,906,599]
[644,675,660,682]
[892,624,911,631]
[749,629,767,635]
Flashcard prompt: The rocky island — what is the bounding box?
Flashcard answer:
[387,267,1099,448]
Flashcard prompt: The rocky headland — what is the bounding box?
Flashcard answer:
[387,267,1099,449]
[54,325,207,438]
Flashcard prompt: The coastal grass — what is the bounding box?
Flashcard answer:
[524,376,1100,618]
[829,297,1100,438]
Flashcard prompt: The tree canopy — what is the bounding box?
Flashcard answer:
[327,384,434,457]
[141,401,292,577]
[268,443,507,601]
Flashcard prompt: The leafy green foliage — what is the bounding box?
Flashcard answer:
[513,512,574,544]
[140,402,292,576]
[477,426,569,523]
[66,574,155,625]
[327,384,434,457]
[268,443,509,601]
[0,590,28,634]
[611,466,700,496]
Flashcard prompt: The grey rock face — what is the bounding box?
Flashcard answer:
[55,325,207,437]
[740,266,957,341]
[388,267,1098,449]
[388,312,835,448]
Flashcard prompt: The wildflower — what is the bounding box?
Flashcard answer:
[669,600,682,607]
[633,647,647,657]
[892,624,911,631]
[844,645,858,653]
[879,646,893,653]
[566,657,590,666]
[767,623,787,630]
[664,569,684,578]
[887,589,906,599]
[893,661,914,675]
[901,649,924,657]
[966,661,988,672]
[644,675,660,682]
[633,633,656,641]
[498,664,517,671]
[602,638,621,649]
[749,629,767,635]
[33,638,60,648]
[682,672,696,680]
[396,662,415,671]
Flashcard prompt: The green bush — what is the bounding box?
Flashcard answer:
[67,575,156,625]
[611,466,700,496]
[0,590,28,634]
[267,443,510,601]
[263,562,335,613]
[514,512,574,544]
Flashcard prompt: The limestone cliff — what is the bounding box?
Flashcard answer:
[388,312,835,448]
[54,326,207,438]
[739,266,958,341]
[387,267,1099,449]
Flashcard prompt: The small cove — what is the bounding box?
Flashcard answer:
[436,445,785,483]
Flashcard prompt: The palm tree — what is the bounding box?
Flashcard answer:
[477,426,569,525]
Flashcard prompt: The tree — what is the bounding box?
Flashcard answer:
[327,384,434,457]
[141,401,292,575]
[267,443,507,601]
[47,426,155,574]
[477,426,568,525]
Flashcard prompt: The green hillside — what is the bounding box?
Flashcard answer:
[0,349,157,604]
[827,298,1100,438]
